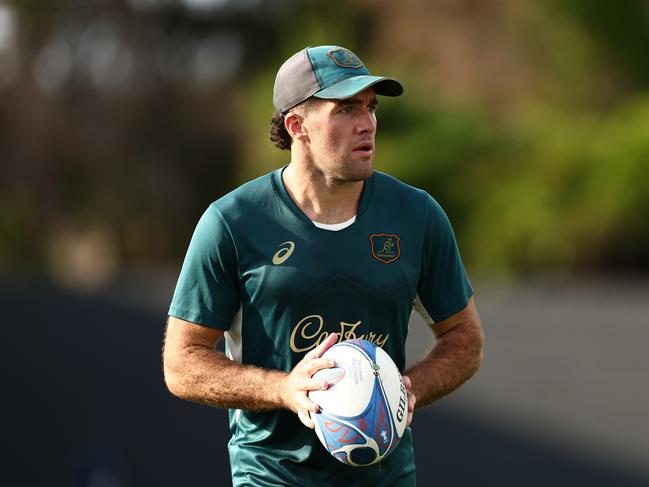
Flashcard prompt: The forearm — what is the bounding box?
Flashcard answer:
[164,344,287,412]
[404,321,484,407]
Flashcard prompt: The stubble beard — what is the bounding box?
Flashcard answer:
[323,161,373,185]
[310,138,374,185]
[344,164,373,182]
[326,150,374,184]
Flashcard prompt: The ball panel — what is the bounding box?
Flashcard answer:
[333,452,348,464]
[317,413,368,449]
[375,346,408,437]
[349,447,377,466]
[358,377,396,456]
[340,338,377,362]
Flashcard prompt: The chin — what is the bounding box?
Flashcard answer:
[341,165,373,183]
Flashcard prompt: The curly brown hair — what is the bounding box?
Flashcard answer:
[269,112,291,150]
[268,98,319,150]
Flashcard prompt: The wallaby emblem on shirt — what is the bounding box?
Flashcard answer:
[369,233,401,264]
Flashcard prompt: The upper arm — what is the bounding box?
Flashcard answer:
[430,297,483,342]
[163,316,225,381]
[163,316,231,399]
[164,316,224,352]
[417,194,473,323]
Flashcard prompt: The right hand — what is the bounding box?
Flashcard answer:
[279,332,339,428]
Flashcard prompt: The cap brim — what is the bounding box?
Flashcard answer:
[313,75,403,100]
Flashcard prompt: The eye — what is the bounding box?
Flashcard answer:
[340,105,354,114]
[368,103,378,113]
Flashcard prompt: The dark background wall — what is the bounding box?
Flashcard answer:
[4,278,648,486]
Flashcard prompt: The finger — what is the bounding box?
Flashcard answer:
[303,376,330,391]
[297,392,320,413]
[406,394,415,426]
[304,332,338,360]
[303,357,336,377]
[298,409,315,429]
[305,332,339,360]
[408,391,416,412]
[404,385,415,426]
[402,375,412,391]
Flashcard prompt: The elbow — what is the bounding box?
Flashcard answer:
[472,346,484,375]
[164,369,184,399]
[162,350,189,400]
[471,321,485,374]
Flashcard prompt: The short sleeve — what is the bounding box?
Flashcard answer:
[168,205,241,329]
[417,194,473,323]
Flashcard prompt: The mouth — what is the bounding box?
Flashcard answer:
[352,142,374,157]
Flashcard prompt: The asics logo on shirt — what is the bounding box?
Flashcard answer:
[272,241,296,265]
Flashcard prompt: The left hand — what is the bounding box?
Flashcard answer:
[402,375,416,426]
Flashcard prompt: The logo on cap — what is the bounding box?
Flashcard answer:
[327,47,364,69]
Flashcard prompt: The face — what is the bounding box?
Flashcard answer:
[297,88,378,183]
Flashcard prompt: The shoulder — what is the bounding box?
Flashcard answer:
[207,170,278,220]
[213,171,276,208]
[373,171,444,215]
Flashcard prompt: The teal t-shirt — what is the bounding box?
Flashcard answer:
[169,168,473,486]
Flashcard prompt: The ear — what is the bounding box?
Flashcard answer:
[284,111,309,142]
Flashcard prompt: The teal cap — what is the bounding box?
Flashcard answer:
[273,45,403,114]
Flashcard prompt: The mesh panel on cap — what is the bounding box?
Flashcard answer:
[273,48,321,113]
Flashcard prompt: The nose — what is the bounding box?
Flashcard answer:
[356,108,377,134]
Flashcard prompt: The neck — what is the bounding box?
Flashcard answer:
[282,159,365,225]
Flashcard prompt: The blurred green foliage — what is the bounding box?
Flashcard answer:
[1,0,649,281]
[559,0,649,87]
[375,89,649,276]
[464,98,649,274]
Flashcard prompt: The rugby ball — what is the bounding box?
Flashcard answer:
[308,338,408,467]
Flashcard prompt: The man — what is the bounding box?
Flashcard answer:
[163,45,484,486]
